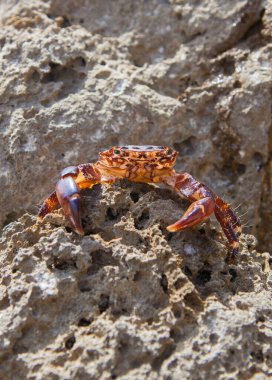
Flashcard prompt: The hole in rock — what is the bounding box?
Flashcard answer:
[99,294,109,313]
[228,268,237,282]
[54,259,77,270]
[173,136,197,157]
[106,207,119,220]
[184,291,203,312]
[220,56,235,76]
[78,318,92,327]
[184,266,193,278]
[160,273,168,293]
[173,305,182,319]
[152,343,175,371]
[195,269,212,286]
[65,336,75,349]
[135,209,150,230]
[130,191,140,203]
[209,333,219,344]
[250,350,264,362]
[174,277,187,290]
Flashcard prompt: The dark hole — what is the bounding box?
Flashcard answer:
[0,37,5,49]
[130,191,140,203]
[184,266,192,278]
[228,268,237,282]
[160,274,168,293]
[237,164,246,175]
[42,62,61,82]
[170,327,182,342]
[198,228,205,235]
[54,259,77,270]
[65,226,73,233]
[241,8,265,41]
[3,211,19,227]
[106,207,118,220]
[174,277,186,290]
[175,12,182,20]
[79,284,92,292]
[250,350,264,362]
[65,336,75,349]
[233,79,241,88]
[256,315,265,323]
[133,271,141,282]
[79,57,86,66]
[195,269,212,286]
[54,261,70,270]
[61,16,71,28]
[173,136,197,157]
[220,57,235,76]
[111,375,117,380]
[99,294,109,313]
[166,231,174,241]
[253,152,263,163]
[209,333,219,344]
[79,18,84,24]
[49,62,60,70]
[135,209,150,230]
[184,292,203,312]
[173,306,181,319]
[100,61,106,65]
[78,318,91,327]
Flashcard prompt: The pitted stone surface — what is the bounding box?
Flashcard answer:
[0,182,271,379]
[0,0,271,379]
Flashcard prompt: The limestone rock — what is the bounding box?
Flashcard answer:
[0,182,271,379]
[0,0,271,379]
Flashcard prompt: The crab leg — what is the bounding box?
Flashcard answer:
[55,176,84,235]
[167,197,215,231]
[38,164,102,234]
[214,198,242,258]
[38,191,59,219]
[166,172,241,259]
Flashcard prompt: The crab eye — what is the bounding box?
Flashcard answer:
[166,148,173,155]
[114,149,120,154]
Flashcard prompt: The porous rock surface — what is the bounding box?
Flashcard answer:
[0,182,272,379]
[0,0,271,379]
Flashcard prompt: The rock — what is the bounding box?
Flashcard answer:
[0,0,271,378]
[0,0,271,251]
[0,182,271,379]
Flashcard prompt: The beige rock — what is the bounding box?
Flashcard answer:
[0,0,271,379]
[0,182,271,379]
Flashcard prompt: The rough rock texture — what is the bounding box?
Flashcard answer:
[1,182,272,379]
[0,0,271,379]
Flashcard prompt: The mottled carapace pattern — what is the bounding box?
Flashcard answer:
[38,146,241,260]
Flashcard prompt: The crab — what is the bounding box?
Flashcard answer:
[38,145,241,260]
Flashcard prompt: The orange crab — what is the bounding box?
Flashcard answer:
[38,146,241,260]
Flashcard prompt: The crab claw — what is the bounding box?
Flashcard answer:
[56,176,84,235]
[166,197,215,232]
